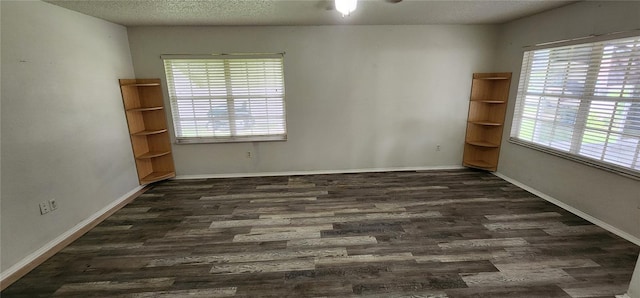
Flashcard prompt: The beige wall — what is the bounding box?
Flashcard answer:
[1,1,138,272]
[495,1,640,240]
[127,25,498,176]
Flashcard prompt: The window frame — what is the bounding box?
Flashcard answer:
[162,53,287,144]
[509,33,640,180]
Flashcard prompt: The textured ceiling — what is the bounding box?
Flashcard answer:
[44,0,576,26]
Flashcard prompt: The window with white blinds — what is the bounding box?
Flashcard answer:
[162,54,286,144]
[511,35,640,178]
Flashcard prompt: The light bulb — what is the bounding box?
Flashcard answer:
[335,0,357,17]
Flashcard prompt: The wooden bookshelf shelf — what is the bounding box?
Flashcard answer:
[476,77,510,80]
[136,150,172,159]
[466,141,499,148]
[471,100,506,104]
[120,78,176,185]
[121,83,161,87]
[469,121,503,126]
[464,159,495,169]
[131,129,168,136]
[462,72,512,172]
[126,106,164,112]
[140,171,175,184]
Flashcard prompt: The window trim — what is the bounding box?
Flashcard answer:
[509,33,640,180]
[161,53,287,144]
[523,30,640,52]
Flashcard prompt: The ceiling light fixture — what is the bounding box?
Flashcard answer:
[335,0,357,17]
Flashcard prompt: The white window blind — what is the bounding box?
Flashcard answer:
[511,35,640,178]
[162,54,286,144]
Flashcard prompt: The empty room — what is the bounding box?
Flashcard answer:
[1,0,640,297]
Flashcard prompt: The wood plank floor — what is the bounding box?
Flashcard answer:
[3,169,639,297]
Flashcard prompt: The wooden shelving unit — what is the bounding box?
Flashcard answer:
[119,78,176,185]
[463,72,512,171]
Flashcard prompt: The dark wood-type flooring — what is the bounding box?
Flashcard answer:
[3,169,639,297]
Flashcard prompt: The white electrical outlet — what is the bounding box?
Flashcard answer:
[246,151,252,158]
[436,145,441,151]
[39,202,50,214]
[49,199,58,210]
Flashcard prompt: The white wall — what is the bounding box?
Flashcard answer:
[127,25,498,176]
[495,1,640,240]
[630,257,640,298]
[0,1,138,272]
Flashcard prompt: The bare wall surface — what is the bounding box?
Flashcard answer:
[0,1,138,272]
[630,257,640,298]
[495,1,640,239]
[127,25,498,175]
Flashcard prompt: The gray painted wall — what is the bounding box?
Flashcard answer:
[0,1,138,272]
[126,25,498,176]
[630,258,640,298]
[495,1,640,240]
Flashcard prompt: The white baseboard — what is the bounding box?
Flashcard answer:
[0,185,146,287]
[493,172,640,246]
[174,165,465,180]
